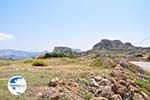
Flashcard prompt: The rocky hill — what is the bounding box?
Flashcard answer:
[93,39,135,50]
[85,39,150,55]
[53,46,72,54]
[53,46,81,54]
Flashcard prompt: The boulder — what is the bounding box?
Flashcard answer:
[98,86,114,98]
[90,78,99,87]
[141,91,149,100]
[93,97,108,100]
[98,78,111,86]
[94,75,102,81]
[119,59,129,68]
[50,93,60,100]
[48,78,59,87]
[111,94,123,100]
[103,58,116,67]
[110,70,127,80]
[122,88,134,100]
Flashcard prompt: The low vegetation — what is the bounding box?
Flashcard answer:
[32,60,48,66]
[43,52,66,58]
[135,80,150,95]
[24,59,33,63]
[90,58,103,67]
[0,62,10,67]
[0,56,150,99]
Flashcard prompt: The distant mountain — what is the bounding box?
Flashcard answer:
[72,49,82,53]
[0,49,47,59]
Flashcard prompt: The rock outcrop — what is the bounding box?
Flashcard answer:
[53,46,72,54]
[93,39,135,50]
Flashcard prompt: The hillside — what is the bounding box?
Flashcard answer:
[84,39,150,55]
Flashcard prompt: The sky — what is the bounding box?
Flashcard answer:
[0,0,150,52]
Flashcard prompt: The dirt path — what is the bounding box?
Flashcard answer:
[129,61,150,71]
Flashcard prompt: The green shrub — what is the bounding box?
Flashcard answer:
[0,63,10,67]
[90,58,103,67]
[135,80,150,93]
[32,60,48,66]
[83,92,92,100]
[135,53,143,57]
[43,52,66,58]
[24,59,33,63]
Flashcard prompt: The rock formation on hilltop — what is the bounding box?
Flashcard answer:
[53,46,72,54]
[83,39,150,55]
[93,39,135,50]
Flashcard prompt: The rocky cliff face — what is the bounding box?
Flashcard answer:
[53,46,72,53]
[83,39,150,55]
[93,39,135,50]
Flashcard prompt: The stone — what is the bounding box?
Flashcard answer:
[48,78,59,87]
[119,59,129,68]
[130,85,138,92]
[50,93,60,100]
[98,78,111,86]
[133,93,145,100]
[103,58,115,67]
[67,81,78,87]
[88,86,97,94]
[48,87,57,95]
[111,94,123,100]
[38,92,43,96]
[98,86,114,98]
[121,88,134,100]
[94,75,102,82]
[110,70,123,77]
[93,97,108,100]
[141,91,149,100]
[58,79,66,86]
[90,78,99,87]
[119,80,126,86]
[112,82,125,95]
[110,70,127,80]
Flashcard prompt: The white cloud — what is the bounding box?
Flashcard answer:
[0,32,15,41]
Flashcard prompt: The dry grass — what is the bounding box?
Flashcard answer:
[0,57,104,100]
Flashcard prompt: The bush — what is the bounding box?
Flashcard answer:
[0,63,10,67]
[43,52,66,58]
[90,58,103,67]
[24,59,33,63]
[32,60,48,66]
[135,53,143,57]
[135,80,150,93]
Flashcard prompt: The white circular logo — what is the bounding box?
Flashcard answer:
[7,76,27,95]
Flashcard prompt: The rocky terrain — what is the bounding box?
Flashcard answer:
[85,39,150,55]
[0,39,150,100]
[35,58,150,100]
[53,47,72,54]
[93,39,135,50]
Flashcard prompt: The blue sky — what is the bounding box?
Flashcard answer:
[0,0,150,52]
